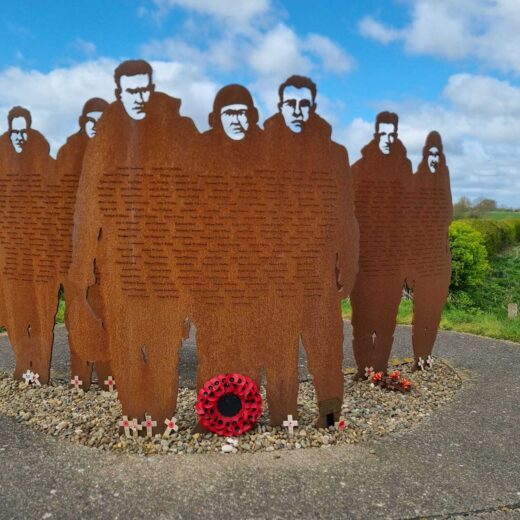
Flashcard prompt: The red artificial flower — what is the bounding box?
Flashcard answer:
[372,371,383,383]
[336,419,347,431]
[400,378,412,391]
[390,370,401,382]
[196,373,263,436]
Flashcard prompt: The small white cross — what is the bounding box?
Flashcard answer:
[130,419,143,438]
[335,417,347,431]
[364,366,374,378]
[70,376,83,389]
[104,376,115,392]
[31,372,41,386]
[119,416,132,438]
[283,414,298,435]
[417,357,425,371]
[141,415,157,437]
[22,370,33,384]
[163,417,179,438]
[426,355,434,368]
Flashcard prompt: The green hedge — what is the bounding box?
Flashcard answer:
[449,221,490,291]
[456,218,520,257]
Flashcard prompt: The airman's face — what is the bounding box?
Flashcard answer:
[220,103,249,140]
[280,86,313,133]
[377,123,397,155]
[119,74,153,120]
[10,116,28,153]
[84,111,103,138]
[427,146,440,173]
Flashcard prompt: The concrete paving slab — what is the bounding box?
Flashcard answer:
[0,323,519,519]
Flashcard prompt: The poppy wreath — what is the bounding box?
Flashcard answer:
[196,373,263,436]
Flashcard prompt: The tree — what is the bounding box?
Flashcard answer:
[453,196,472,220]
[473,198,497,215]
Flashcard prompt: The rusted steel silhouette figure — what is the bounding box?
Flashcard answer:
[409,131,452,364]
[351,111,412,377]
[193,84,267,402]
[263,76,358,426]
[0,107,58,383]
[69,60,199,426]
[55,98,110,390]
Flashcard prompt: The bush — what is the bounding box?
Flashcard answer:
[449,221,490,292]
[458,218,520,257]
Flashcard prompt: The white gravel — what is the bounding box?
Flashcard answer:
[0,358,462,456]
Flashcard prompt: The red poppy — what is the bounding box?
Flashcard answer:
[400,378,412,391]
[195,373,263,436]
[389,370,401,381]
[372,371,383,383]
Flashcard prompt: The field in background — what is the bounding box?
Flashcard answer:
[486,211,520,220]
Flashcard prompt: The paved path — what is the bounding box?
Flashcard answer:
[0,324,519,519]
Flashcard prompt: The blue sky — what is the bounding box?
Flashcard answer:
[0,0,519,206]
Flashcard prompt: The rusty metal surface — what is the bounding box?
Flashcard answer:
[56,98,110,391]
[69,71,358,430]
[0,107,59,384]
[350,111,413,376]
[351,115,451,376]
[69,61,200,424]
[191,81,358,427]
[409,131,452,362]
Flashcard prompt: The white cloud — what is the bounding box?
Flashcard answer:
[303,34,355,74]
[358,16,400,44]
[144,23,354,83]
[142,21,354,121]
[0,60,116,153]
[148,0,272,30]
[336,73,520,207]
[0,59,219,155]
[248,23,312,78]
[402,0,476,59]
[360,0,520,75]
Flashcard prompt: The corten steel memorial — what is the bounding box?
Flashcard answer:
[350,111,413,377]
[262,76,358,426]
[192,85,268,405]
[0,107,59,384]
[69,60,199,425]
[193,79,358,427]
[55,98,111,390]
[189,83,274,433]
[408,131,452,364]
[0,58,454,435]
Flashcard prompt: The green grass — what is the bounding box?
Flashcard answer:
[486,211,520,220]
[56,298,65,324]
[342,245,520,343]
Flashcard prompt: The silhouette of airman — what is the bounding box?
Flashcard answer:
[69,60,199,427]
[193,85,267,401]
[263,75,358,426]
[408,131,452,365]
[0,107,58,383]
[350,111,412,377]
[55,97,111,390]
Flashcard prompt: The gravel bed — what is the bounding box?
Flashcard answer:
[0,359,462,456]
